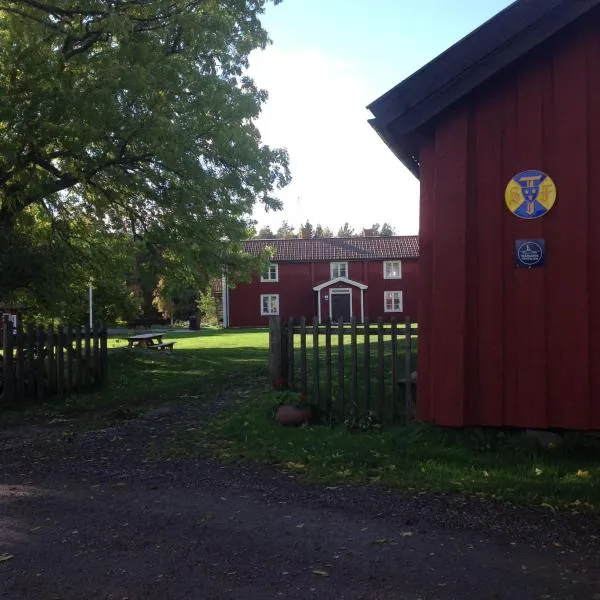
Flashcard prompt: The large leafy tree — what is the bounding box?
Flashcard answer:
[0,0,289,313]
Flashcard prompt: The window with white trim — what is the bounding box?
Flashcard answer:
[330,261,348,279]
[261,263,279,282]
[384,260,402,279]
[261,294,279,315]
[384,291,403,313]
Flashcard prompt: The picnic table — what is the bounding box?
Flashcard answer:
[126,333,175,351]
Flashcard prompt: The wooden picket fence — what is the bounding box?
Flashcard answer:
[0,317,108,408]
[269,316,418,424]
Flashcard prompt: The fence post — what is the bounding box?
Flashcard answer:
[269,316,283,386]
[404,317,413,419]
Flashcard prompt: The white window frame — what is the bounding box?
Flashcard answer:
[260,263,279,282]
[330,261,348,279]
[384,291,403,313]
[260,294,280,316]
[384,260,402,279]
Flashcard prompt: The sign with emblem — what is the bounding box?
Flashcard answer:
[515,239,546,268]
[505,170,557,219]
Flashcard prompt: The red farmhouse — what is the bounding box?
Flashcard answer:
[224,236,419,328]
[369,0,600,430]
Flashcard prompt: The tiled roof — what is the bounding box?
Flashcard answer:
[243,236,419,262]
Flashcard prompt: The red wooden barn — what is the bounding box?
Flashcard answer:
[224,236,419,328]
[369,0,600,430]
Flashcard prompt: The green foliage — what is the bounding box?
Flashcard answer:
[0,0,290,309]
[197,286,219,326]
[185,393,600,513]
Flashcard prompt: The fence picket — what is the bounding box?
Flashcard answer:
[75,326,83,391]
[377,318,385,420]
[325,320,332,417]
[84,323,91,388]
[2,316,15,404]
[16,324,25,399]
[300,317,307,397]
[92,325,101,387]
[66,326,74,395]
[363,317,371,414]
[36,325,45,404]
[350,316,358,415]
[100,327,108,385]
[268,316,418,424]
[405,317,413,419]
[312,316,320,408]
[57,325,65,398]
[337,317,344,421]
[391,319,398,422]
[287,317,295,390]
[47,325,56,394]
[26,323,36,400]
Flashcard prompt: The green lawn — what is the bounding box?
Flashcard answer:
[166,391,600,513]
[1,328,270,426]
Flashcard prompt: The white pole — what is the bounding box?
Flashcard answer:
[89,279,93,329]
[221,274,228,328]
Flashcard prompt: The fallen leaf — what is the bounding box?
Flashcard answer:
[534,468,543,476]
[400,531,415,537]
[312,569,328,577]
[0,554,14,562]
[286,462,306,471]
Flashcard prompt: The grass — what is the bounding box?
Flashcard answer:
[164,391,600,513]
[0,328,270,427]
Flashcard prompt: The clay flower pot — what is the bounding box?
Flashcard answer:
[275,404,312,426]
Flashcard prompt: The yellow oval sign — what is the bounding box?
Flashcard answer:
[505,170,557,219]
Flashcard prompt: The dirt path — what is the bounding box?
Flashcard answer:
[2,392,600,599]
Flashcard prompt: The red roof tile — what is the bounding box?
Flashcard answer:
[243,236,419,262]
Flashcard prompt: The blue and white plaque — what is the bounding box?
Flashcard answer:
[515,239,545,268]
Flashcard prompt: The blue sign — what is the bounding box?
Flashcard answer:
[516,239,546,268]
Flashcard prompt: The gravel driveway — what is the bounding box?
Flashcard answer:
[2,391,600,599]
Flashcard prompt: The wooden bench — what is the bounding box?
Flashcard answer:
[151,342,175,352]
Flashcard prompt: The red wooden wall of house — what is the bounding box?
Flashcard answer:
[228,259,419,328]
[417,12,600,429]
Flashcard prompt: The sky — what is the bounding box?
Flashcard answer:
[248,0,515,235]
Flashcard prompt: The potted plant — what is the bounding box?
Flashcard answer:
[274,391,313,426]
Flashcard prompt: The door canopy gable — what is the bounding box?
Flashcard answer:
[313,276,368,291]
